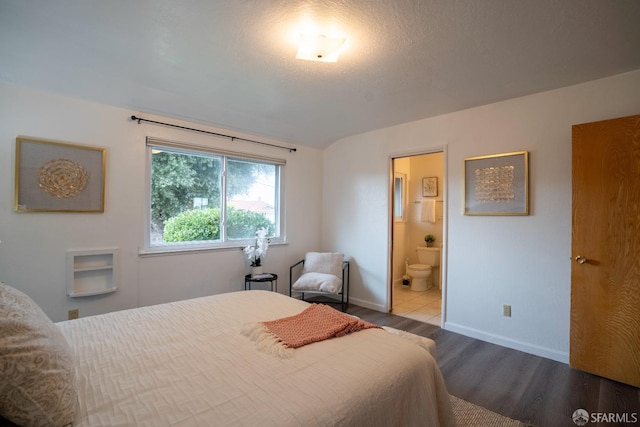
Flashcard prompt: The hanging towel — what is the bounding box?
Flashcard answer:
[420,200,437,223]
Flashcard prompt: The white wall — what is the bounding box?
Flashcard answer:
[322,70,640,363]
[0,83,324,322]
[3,70,639,361]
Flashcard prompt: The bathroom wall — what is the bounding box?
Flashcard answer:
[391,157,410,285]
[391,153,444,287]
[407,153,444,255]
[406,153,444,289]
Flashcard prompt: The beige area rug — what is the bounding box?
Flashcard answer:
[451,395,532,427]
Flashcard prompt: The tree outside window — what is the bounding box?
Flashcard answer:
[148,145,280,248]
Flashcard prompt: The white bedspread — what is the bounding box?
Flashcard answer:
[57,291,453,426]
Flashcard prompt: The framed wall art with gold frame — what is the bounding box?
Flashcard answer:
[463,151,528,216]
[14,136,106,213]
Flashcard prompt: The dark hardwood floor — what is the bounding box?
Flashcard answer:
[346,304,640,427]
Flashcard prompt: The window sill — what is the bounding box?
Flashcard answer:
[138,240,288,258]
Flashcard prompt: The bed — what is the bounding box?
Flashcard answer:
[1,284,453,426]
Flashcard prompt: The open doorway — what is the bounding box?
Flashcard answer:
[390,151,444,326]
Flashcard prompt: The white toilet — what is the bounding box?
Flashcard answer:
[406,247,440,292]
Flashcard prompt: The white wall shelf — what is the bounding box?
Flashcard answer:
[67,248,119,297]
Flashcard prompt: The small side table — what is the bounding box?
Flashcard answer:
[244,273,278,292]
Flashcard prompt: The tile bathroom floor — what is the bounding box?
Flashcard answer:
[392,282,442,326]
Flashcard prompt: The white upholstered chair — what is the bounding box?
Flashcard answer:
[289,252,350,312]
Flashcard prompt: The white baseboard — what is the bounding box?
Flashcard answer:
[444,321,570,364]
[341,298,570,364]
[348,296,387,312]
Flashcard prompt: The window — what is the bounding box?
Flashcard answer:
[394,173,407,222]
[145,138,284,252]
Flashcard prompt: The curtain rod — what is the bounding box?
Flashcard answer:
[130,115,297,153]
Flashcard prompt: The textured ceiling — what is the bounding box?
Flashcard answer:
[1,0,639,149]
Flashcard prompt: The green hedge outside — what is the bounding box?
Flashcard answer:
[163,207,273,242]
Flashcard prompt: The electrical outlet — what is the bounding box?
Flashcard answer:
[68,309,79,320]
[503,304,512,317]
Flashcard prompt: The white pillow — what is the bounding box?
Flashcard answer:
[292,272,343,293]
[302,252,344,278]
[0,282,78,427]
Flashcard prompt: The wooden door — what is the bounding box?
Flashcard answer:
[571,114,640,387]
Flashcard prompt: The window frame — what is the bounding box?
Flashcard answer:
[141,137,286,255]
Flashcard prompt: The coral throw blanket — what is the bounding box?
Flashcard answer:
[243,304,380,356]
[264,304,380,348]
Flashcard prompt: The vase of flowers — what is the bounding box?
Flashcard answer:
[243,228,269,277]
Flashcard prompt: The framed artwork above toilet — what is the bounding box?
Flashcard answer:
[422,177,438,197]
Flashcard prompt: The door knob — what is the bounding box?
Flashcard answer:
[575,256,588,264]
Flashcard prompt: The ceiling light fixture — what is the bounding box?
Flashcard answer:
[296,34,347,63]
